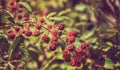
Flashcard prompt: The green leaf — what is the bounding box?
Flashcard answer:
[104,58,114,69]
[75,3,86,11]
[47,12,57,18]
[58,9,71,16]
[19,2,32,12]
[8,35,24,59]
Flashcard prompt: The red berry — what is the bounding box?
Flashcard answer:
[47,24,52,29]
[81,43,87,49]
[70,56,81,67]
[14,25,20,32]
[40,17,45,24]
[8,32,16,39]
[7,29,13,34]
[18,8,23,13]
[24,17,29,21]
[67,44,75,51]
[58,23,65,30]
[52,36,58,41]
[25,30,32,36]
[75,47,83,53]
[68,31,77,37]
[62,49,71,62]
[52,29,58,36]
[49,43,57,51]
[33,29,40,37]
[42,34,50,42]
[85,50,90,57]
[68,36,75,43]
[35,24,41,30]
[9,1,15,6]
[13,53,22,60]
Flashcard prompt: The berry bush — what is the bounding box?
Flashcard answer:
[0,0,120,70]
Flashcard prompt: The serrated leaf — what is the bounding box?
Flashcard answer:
[19,2,32,12]
[104,58,114,69]
[47,12,57,18]
[8,35,24,59]
[58,9,71,16]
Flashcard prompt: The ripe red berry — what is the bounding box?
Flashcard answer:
[33,29,40,37]
[68,31,77,37]
[35,24,41,30]
[68,36,75,43]
[42,34,50,42]
[75,47,83,54]
[23,17,29,21]
[70,56,81,67]
[52,36,58,41]
[49,43,57,51]
[18,8,23,13]
[25,30,32,36]
[58,23,65,30]
[9,1,15,6]
[52,29,58,36]
[81,43,87,49]
[8,32,16,39]
[47,24,52,29]
[14,25,20,32]
[40,17,45,24]
[85,50,90,57]
[67,44,75,51]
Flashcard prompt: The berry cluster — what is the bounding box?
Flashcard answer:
[62,43,90,67]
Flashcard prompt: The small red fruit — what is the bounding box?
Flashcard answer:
[25,30,32,36]
[62,49,71,62]
[23,17,29,21]
[67,44,75,51]
[35,24,41,30]
[81,43,87,49]
[85,50,90,57]
[42,34,50,42]
[52,29,58,36]
[14,25,20,32]
[8,32,16,39]
[58,23,65,30]
[68,31,77,37]
[52,36,58,41]
[68,36,75,43]
[47,24,52,29]
[18,8,23,13]
[40,17,45,24]
[75,47,83,54]
[49,43,57,51]
[33,29,40,37]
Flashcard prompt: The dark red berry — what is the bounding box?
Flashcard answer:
[58,23,65,30]
[68,36,75,43]
[25,30,32,36]
[68,31,77,37]
[75,47,83,54]
[42,34,50,42]
[40,17,45,24]
[52,36,58,41]
[67,44,75,51]
[13,53,22,60]
[49,43,57,51]
[18,15,22,19]
[70,56,81,67]
[8,32,16,39]
[35,24,41,30]
[47,24,52,29]
[81,43,87,49]
[11,6,16,11]
[33,29,40,37]
[14,25,20,32]
[7,29,13,34]
[52,29,58,36]
[62,49,71,62]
